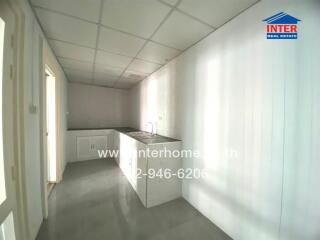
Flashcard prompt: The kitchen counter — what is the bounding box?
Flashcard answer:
[125,131,181,145]
[68,127,181,145]
[67,127,182,207]
[67,127,138,132]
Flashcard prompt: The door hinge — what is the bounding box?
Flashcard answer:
[11,166,15,181]
[11,34,14,48]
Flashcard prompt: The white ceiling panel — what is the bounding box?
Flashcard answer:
[94,72,117,87]
[32,0,257,89]
[115,79,139,89]
[49,40,95,62]
[160,0,179,6]
[98,27,145,57]
[128,59,161,74]
[101,0,171,38]
[178,0,258,28]
[94,72,118,81]
[35,8,98,47]
[65,68,93,83]
[95,64,124,78]
[94,79,115,88]
[137,41,180,64]
[123,70,148,81]
[96,50,133,68]
[31,0,101,22]
[58,57,93,72]
[152,11,213,50]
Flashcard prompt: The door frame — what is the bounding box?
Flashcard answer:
[1,0,30,239]
[39,39,49,219]
[45,65,57,185]
[39,61,63,219]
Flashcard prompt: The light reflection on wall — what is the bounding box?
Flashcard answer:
[129,1,320,239]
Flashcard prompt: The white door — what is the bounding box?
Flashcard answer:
[0,1,18,239]
[45,68,57,183]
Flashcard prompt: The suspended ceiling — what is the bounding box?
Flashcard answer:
[31,0,258,89]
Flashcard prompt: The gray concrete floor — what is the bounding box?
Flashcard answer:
[37,159,232,240]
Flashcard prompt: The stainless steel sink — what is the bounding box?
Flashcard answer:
[126,131,180,144]
[127,131,157,139]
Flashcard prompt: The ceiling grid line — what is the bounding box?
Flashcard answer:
[48,37,168,65]
[157,0,216,28]
[57,54,162,73]
[43,18,183,51]
[33,1,215,32]
[31,5,99,24]
[30,0,261,89]
[113,0,183,88]
[91,0,105,84]
[27,0,73,83]
[33,4,191,51]
[127,0,261,85]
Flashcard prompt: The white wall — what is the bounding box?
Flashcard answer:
[67,83,130,129]
[129,1,320,240]
[17,0,68,239]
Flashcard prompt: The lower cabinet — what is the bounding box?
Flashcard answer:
[67,129,182,208]
[117,133,182,208]
[77,136,108,161]
[145,142,182,208]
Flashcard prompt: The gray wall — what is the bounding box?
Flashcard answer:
[129,1,320,239]
[67,83,130,129]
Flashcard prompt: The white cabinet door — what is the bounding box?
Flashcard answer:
[136,142,147,206]
[91,136,108,159]
[77,137,94,161]
[119,133,134,180]
[77,136,108,161]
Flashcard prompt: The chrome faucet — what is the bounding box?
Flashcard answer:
[146,122,155,135]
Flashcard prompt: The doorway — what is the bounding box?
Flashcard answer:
[45,66,57,194]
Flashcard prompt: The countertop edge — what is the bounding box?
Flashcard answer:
[67,127,181,145]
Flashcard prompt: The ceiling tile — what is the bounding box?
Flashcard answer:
[94,72,117,87]
[115,79,139,89]
[98,27,145,57]
[31,0,101,22]
[65,68,93,84]
[95,64,124,77]
[123,70,148,81]
[35,8,98,47]
[160,0,179,6]
[152,10,213,50]
[178,0,258,28]
[128,59,161,74]
[96,50,133,68]
[94,79,115,88]
[94,72,118,82]
[49,40,95,62]
[101,0,171,38]
[58,57,93,72]
[137,41,180,64]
